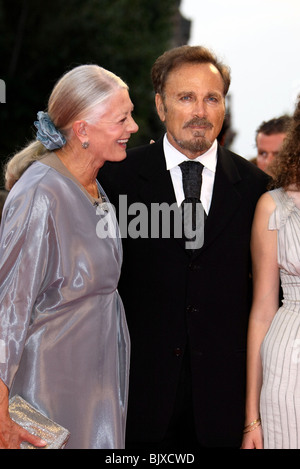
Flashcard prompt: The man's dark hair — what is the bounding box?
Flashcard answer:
[151,45,231,97]
[256,115,292,138]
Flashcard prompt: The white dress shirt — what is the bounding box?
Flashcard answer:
[163,134,217,214]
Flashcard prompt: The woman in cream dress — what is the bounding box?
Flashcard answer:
[242,98,300,449]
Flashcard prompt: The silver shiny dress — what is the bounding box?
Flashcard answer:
[0,153,130,449]
[260,188,300,449]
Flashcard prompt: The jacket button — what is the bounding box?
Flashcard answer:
[173,347,183,357]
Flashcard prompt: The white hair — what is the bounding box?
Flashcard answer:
[5,64,128,190]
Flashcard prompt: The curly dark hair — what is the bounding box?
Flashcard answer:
[270,96,300,190]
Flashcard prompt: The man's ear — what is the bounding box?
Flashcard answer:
[155,93,166,123]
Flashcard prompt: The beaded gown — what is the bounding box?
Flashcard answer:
[260,188,300,449]
[0,154,130,449]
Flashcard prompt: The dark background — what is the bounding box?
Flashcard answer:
[0,0,191,187]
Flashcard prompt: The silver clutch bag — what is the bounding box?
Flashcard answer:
[9,395,70,449]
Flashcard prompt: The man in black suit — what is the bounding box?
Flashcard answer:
[99,45,270,449]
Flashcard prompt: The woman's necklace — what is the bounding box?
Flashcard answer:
[87,181,108,212]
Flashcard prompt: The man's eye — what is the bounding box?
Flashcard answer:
[207,96,218,103]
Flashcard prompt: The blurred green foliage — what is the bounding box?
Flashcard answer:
[0,0,178,178]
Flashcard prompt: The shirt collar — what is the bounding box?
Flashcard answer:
[163,133,218,173]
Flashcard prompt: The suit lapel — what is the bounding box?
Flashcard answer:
[136,138,187,250]
[136,138,177,206]
[198,145,242,254]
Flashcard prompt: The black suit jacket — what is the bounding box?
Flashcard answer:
[99,138,270,448]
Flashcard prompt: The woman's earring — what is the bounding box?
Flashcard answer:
[82,141,89,149]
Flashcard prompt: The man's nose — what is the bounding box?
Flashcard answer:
[192,100,207,117]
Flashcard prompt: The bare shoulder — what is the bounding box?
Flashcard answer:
[255,192,277,215]
[252,192,277,234]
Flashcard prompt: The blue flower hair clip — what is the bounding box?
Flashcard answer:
[34,111,66,150]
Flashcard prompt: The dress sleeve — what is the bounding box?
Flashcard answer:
[0,187,51,389]
[268,206,280,231]
[268,189,296,231]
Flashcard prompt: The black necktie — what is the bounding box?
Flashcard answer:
[179,161,205,251]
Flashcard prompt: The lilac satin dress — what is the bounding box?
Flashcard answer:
[0,154,130,449]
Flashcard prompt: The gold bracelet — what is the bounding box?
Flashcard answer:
[244,417,261,429]
[243,421,261,433]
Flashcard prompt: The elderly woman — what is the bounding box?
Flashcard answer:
[0,64,138,449]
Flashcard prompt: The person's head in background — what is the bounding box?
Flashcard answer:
[255,115,292,176]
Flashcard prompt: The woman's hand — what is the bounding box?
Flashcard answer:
[0,414,47,449]
[0,379,46,449]
[241,426,263,449]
